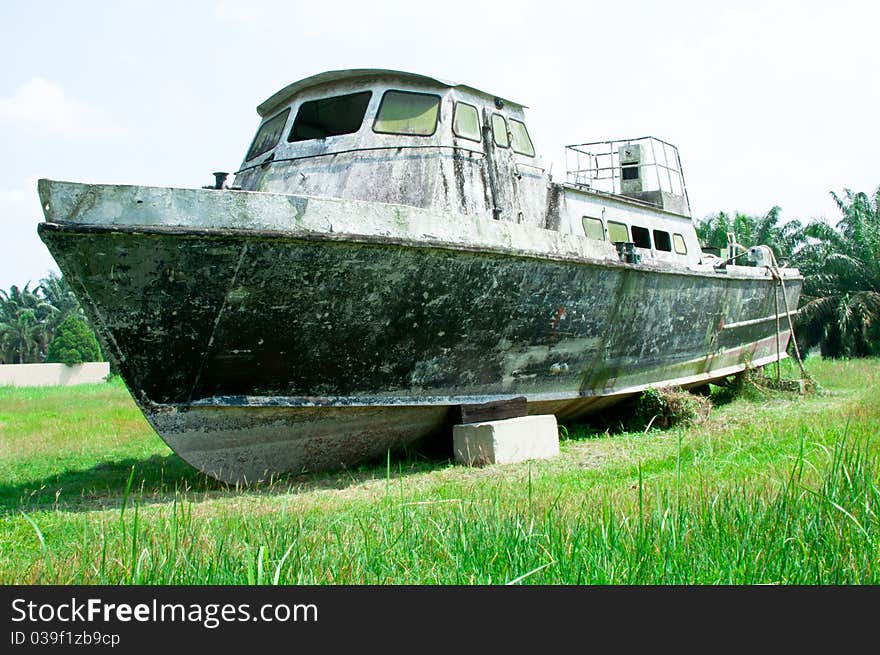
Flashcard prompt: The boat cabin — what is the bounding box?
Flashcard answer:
[233,69,545,225]
[233,69,701,266]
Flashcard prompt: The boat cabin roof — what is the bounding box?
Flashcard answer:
[257,68,525,117]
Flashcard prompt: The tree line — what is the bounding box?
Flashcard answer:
[1,185,877,366]
[0,273,101,365]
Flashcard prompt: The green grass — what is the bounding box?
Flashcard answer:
[1,358,878,584]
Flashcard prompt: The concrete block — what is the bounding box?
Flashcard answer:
[453,414,559,466]
[0,362,110,387]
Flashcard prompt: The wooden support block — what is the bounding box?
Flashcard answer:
[452,396,528,425]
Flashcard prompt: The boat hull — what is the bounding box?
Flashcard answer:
[39,219,801,482]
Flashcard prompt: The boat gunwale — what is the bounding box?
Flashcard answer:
[38,221,803,285]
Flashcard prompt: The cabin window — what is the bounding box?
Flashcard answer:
[653,229,672,252]
[288,91,372,142]
[631,225,651,249]
[373,90,440,136]
[491,114,509,148]
[509,119,535,157]
[582,217,605,241]
[453,102,481,142]
[245,108,290,161]
[673,233,688,255]
[607,221,629,243]
[621,164,639,181]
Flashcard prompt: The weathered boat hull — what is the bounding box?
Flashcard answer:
[143,391,733,484]
[143,396,634,484]
[39,210,801,483]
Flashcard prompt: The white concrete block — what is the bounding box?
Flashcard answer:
[453,414,559,466]
[0,362,110,387]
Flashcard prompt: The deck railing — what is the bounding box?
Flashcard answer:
[565,136,691,213]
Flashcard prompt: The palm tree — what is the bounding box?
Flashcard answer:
[38,272,83,352]
[39,272,81,321]
[794,186,880,357]
[0,275,93,364]
[0,283,55,364]
[695,206,803,261]
[0,310,41,364]
[695,210,733,252]
[752,206,804,264]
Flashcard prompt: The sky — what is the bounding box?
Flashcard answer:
[1,0,877,289]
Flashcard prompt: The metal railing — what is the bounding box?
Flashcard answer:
[565,136,691,213]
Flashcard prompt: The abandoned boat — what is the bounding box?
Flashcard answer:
[37,69,802,483]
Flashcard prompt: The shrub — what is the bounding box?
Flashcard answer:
[46,315,102,365]
[578,386,711,434]
[633,386,711,430]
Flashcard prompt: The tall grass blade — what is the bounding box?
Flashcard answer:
[507,560,555,585]
[120,465,135,520]
[256,545,265,585]
[273,543,296,585]
[20,511,45,551]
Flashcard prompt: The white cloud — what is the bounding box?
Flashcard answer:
[0,175,37,208]
[0,77,123,137]
[0,176,60,288]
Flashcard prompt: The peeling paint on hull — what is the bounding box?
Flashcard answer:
[39,219,801,483]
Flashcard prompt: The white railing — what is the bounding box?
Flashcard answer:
[565,136,690,212]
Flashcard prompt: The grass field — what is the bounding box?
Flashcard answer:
[1,358,878,584]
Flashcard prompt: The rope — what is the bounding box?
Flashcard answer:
[766,250,814,387]
[773,274,781,384]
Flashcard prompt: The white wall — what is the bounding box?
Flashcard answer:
[0,362,110,387]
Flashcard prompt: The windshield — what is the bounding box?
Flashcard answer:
[246,109,290,161]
